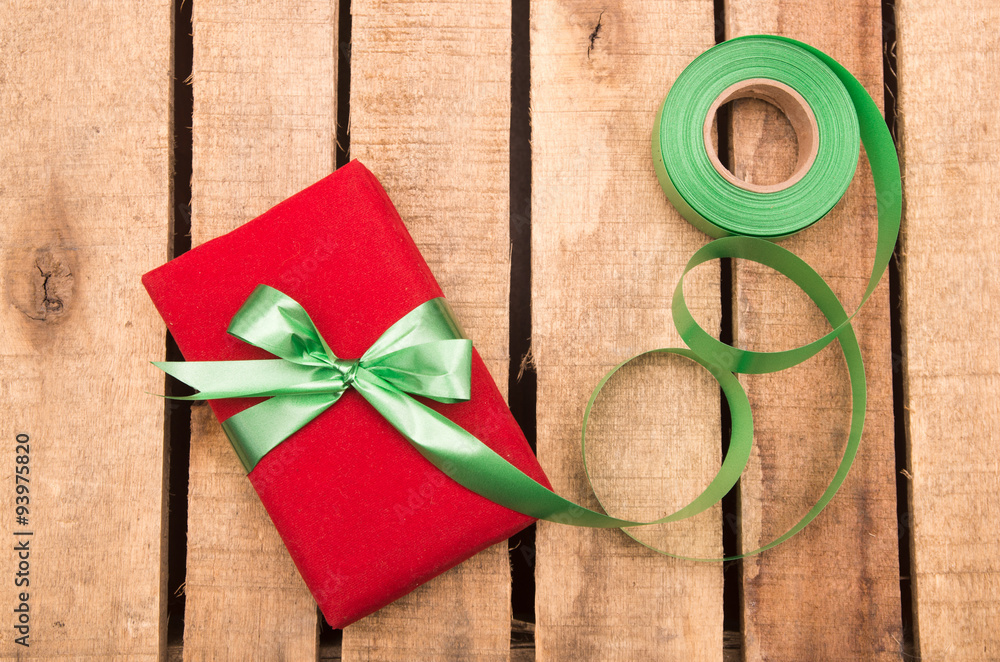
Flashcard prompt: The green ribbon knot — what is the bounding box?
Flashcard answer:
[155,284,473,472]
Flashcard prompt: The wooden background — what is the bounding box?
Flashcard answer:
[1,0,997,659]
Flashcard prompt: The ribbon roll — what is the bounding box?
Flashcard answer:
[655,35,900,375]
[579,34,900,559]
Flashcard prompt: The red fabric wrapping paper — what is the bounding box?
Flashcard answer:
[143,160,550,628]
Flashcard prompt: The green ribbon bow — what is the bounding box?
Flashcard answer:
[155,285,475,472]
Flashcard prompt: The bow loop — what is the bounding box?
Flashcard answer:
[361,298,466,361]
[227,284,338,367]
[363,339,472,402]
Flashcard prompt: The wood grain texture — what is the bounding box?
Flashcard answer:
[184,1,337,658]
[0,1,172,658]
[530,1,724,659]
[896,1,1000,659]
[724,1,903,659]
[341,0,514,660]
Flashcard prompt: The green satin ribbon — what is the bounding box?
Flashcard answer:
[156,284,755,534]
[155,285,475,472]
[154,35,899,562]
[581,34,898,559]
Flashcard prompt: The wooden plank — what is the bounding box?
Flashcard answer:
[184,1,337,658]
[896,1,1000,658]
[0,2,172,658]
[341,1,514,659]
[723,3,903,659]
[530,2,724,659]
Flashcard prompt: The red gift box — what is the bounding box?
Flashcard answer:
[143,160,550,628]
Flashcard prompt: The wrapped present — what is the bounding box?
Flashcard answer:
[143,160,550,628]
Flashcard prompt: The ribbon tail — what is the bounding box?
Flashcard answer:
[221,393,338,472]
[351,369,635,528]
[154,359,335,399]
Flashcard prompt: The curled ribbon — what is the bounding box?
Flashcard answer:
[589,34,899,560]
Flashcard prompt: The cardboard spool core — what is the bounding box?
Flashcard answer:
[704,78,819,193]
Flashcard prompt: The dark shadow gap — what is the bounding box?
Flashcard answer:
[714,0,743,644]
[507,0,536,632]
[883,0,915,658]
[335,0,352,170]
[165,0,194,648]
[319,0,353,650]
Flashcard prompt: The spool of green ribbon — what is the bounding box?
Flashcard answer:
[154,35,899,563]
[654,37,861,239]
[577,34,900,559]
[654,35,899,377]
